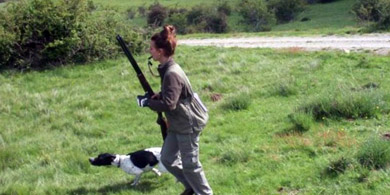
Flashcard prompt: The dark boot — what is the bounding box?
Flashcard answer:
[180,188,195,195]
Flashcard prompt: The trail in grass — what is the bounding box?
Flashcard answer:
[180,34,390,55]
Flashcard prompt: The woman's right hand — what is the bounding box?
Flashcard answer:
[151,93,160,100]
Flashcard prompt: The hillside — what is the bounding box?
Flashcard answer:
[1,46,390,194]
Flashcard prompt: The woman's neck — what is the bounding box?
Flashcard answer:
[159,56,173,64]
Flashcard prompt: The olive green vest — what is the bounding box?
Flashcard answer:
[164,64,209,133]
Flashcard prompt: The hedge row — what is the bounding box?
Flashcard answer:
[0,0,146,70]
[145,0,306,33]
[353,0,390,30]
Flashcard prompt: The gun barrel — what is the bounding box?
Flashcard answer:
[116,35,167,140]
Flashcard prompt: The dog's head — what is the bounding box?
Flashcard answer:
[89,153,116,166]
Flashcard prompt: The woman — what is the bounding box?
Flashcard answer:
[136,25,213,195]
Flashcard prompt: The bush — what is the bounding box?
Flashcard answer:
[375,0,390,30]
[353,0,382,22]
[166,12,188,34]
[147,2,168,27]
[238,0,276,32]
[353,0,390,30]
[0,0,145,70]
[267,0,306,23]
[357,136,390,169]
[185,5,228,33]
[305,0,339,4]
[216,0,232,16]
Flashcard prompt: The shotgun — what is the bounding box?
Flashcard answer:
[116,35,167,140]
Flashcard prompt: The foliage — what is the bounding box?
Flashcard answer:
[353,0,382,22]
[166,12,188,34]
[237,0,276,32]
[312,0,340,3]
[353,0,390,30]
[357,136,390,169]
[267,0,306,23]
[146,2,168,27]
[0,0,145,70]
[216,0,232,16]
[186,5,229,33]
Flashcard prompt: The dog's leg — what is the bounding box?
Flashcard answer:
[152,168,162,176]
[131,174,142,186]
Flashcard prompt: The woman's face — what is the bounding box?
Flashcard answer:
[150,41,163,61]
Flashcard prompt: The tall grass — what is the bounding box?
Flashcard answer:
[299,89,389,121]
[357,136,390,169]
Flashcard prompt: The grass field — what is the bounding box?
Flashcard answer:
[1,46,390,194]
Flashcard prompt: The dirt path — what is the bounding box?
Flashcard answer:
[179,34,390,55]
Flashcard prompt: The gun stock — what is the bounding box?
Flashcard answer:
[116,35,167,140]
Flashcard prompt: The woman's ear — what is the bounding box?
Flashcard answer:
[158,48,165,57]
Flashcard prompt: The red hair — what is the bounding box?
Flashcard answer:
[151,25,177,57]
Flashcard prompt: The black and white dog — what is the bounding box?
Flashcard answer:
[89,147,167,186]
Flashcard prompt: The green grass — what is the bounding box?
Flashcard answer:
[1,46,390,194]
[272,0,359,35]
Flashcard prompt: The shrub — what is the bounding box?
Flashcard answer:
[166,12,188,34]
[357,136,390,169]
[238,0,276,32]
[353,0,382,22]
[147,2,168,27]
[305,0,339,4]
[375,0,390,30]
[267,0,306,23]
[216,0,232,16]
[353,0,390,30]
[0,0,145,70]
[205,12,229,33]
[317,0,339,3]
[185,5,228,33]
